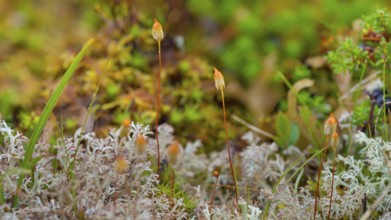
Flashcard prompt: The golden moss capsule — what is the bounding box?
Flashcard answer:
[122,118,131,127]
[135,135,147,155]
[324,113,337,135]
[213,67,225,91]
[167,141,180,165]
[152,19,164,42]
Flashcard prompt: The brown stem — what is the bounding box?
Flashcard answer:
[327,151,337,220]
[314,141,329,220]
[220,90,239,207]
[208,183,262,192]
[368,98,376,137]
[156,40,162,175]
[210,176,219,212]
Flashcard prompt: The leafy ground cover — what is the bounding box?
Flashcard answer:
[1,1,391,219]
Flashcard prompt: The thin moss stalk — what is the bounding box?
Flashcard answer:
[327,153,337,219]
[327,132,339,219]
[313,145,328,220]
[314,113,337,219]
[152,19,164,175]
[214,67,239,208]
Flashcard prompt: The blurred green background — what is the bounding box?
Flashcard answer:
[1,0,390,151]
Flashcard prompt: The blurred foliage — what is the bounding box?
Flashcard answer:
[327,38,369,74]
[0,0,97,127]
[1,0,391,153]
[327,10,391,76]
[327,9,391,137]
[181,0,391,135]
[184,0,391,84]
[0,0,244,152]
[363,9,390,33]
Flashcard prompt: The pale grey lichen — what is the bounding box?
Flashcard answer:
[2,120,391,219]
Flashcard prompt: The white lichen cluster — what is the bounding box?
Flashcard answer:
[1,120,391,219]
[261,185,316,219]
[240,132,285,185]
[318,131,391,219]
[0,120,282,219]
[198,199,262,220]
[0,121,187,219]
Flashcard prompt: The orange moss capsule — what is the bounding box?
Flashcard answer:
[115,155,129,174]
[213,67,225,91]
[122,118,131,127]
[167,141,180,165]
[152,19,164,42]
[331,132,339,153]
[324,113,337,135]
[135,135,147,155]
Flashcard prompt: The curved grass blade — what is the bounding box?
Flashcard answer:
[12,38,94,207]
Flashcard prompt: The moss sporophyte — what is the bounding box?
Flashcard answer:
[314,113,339,220]
[210,170,220,211]
[327,131,339,219]
[152,19,164,42]
[214,67,239,208]
[151,19,164,175]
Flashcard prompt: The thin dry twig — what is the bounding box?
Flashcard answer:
[338,72,380,102]
[231,114,276,140]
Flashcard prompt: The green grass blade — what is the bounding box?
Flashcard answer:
[286,145,328,184]
[12,38,94,207]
